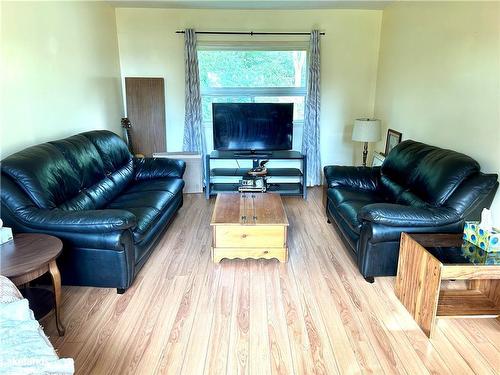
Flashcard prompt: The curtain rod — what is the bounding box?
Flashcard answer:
[175,30,325,36]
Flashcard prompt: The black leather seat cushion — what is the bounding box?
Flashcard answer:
[106,178,184,243]
[328,187,385,233]
[124,178,184,196]
[328,187,383,206]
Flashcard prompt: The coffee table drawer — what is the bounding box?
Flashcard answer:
[214,225,286,248]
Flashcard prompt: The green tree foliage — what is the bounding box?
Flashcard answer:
[198,50,306,88]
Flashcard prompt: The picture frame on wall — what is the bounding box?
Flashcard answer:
[372,152,386,167]
[384,129,402,156]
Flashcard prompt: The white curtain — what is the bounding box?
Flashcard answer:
[302,30,321,186]
[182,29,206,156]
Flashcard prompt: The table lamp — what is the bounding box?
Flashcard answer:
[352,118,381,167]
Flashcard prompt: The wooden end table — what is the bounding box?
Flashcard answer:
[395,233,500,338]
[0,233,66,336]
[210,193,289,263]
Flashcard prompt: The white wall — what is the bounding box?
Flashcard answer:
[0,1,124,158]
[115,8,382,166]
[374,1,500,225]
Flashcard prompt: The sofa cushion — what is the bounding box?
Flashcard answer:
[81,130,132,174]
[395,190,428,208]
[328,187,384,207]
[377,175,405,203]
[126,178,184,196]
[1,143,81,209]
[77,131,134,208]
[337,201,368,233]
[383,140,480,206]
[408,146,480,206]
[106,178,184,244]
[328,188,386,233]
[50,134,106,189]
[381,140,434,188]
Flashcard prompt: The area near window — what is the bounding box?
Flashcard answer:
[197,42,308,150]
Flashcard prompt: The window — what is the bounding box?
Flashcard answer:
[198,46,308,129]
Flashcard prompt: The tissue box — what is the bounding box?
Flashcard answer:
[463,221,500,252]
[0,227,13,244]
[462,240,500,264]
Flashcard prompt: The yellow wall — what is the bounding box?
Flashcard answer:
[115,8,383,166]
[1,1,124,157]
[374,1,500,224]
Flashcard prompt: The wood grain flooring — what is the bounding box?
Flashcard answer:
[41,188,500,375]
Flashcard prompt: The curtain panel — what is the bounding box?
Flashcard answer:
[182,29,206,156]
[302,30,321,186]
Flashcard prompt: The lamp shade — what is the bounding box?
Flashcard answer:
[352,118,381,142]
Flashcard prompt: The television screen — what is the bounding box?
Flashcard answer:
[213,103,293,151]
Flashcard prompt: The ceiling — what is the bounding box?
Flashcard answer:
[108,0,394,10]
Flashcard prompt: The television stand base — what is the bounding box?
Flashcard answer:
[234,151,273,158]
[206,150,307,200]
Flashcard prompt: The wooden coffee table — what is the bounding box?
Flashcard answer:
[210,193,289,263]
[395,233,500,338]
[0,233,66,336]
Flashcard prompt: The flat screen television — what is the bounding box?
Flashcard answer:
[212,103,293,151]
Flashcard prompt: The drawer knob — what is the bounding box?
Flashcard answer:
[264,250,269,254]
[242,234,247,238]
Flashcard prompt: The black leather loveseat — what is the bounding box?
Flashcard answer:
[324,140,498,282]
[1,131,185,293]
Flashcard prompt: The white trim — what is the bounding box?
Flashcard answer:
[203,120,304,128]
[197,40,309,51]
[201,87,306,96]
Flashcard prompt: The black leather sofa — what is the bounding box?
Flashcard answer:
[1,131,185,293]
[324,140,498,282]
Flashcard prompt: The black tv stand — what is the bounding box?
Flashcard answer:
[234,150,273,157]
[205,150,307,199]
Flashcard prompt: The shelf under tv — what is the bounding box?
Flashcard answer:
[205,150,307,199]
[210,167,303,177]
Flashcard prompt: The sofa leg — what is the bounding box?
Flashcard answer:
[117,288,127,294]
[364,276,375,284]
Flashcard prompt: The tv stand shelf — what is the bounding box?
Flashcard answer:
[211,168,302,177]
[205,150,307,199]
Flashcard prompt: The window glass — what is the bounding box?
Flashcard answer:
[198,50,307,88]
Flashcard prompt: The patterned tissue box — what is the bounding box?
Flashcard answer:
[461,240,500,265]
[463,221,500,252]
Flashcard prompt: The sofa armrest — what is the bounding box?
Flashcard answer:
[15,208,137,233]
[134,157,186,180]
[323,165,380,191]
[358,203,461,227]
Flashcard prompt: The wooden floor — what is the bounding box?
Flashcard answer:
[42,188,500,375]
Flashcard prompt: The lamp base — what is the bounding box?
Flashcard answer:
[362,142,368,167]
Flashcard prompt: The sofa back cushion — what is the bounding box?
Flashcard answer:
[1,143,82,209]
[382,140,480,206]
[51,134,106,188]
[81,131,134,208]
[381,141,433,188]
[377,175,405,202]
[1,131,133,211]
[81,131,132,174]
[408,146,479,205]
